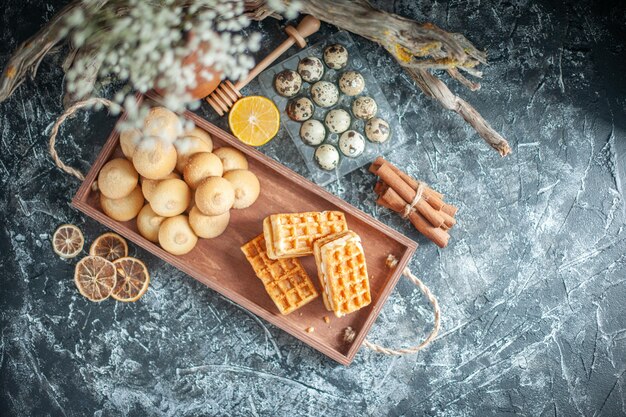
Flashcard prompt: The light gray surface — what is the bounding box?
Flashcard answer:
[1,1,625,416]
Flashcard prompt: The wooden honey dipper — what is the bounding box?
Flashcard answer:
[206,15,321,116]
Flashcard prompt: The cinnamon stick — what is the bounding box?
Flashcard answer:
[440,209,456,229]
[373,180,388,196]
[371,157,448,211]
[376,163,445,228]
[371,157,457,246]
[375,194,394,211]
[380,187,450,248]
[441,203,458,218]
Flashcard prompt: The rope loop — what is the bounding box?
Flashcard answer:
[48,97,114,181]
[360,254,441,356]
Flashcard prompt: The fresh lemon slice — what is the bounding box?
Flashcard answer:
[228,96,280,146]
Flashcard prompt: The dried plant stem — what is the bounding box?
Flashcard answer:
[62,47,103,109]
[0,0,108,102]
[410,69,511,156]
[295,0,486,68]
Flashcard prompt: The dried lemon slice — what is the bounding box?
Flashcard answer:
[89,232,129,262]
[111,257,150,302]
[52,224,84,259]
[74,255,117,302]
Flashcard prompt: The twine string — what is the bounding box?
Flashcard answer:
[48,97,114,181]
[401,182,425,218]
[360,254,441,356]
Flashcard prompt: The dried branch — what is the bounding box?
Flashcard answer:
[446,68,480,91]
[62,47,103,109]
[0,1,112,102]
[0,0,106,109]
[245,0,511,156]
[410,69,510,156]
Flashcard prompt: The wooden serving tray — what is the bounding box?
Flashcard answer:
[72,105,417,365]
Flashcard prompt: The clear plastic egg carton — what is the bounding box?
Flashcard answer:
[258,31,407,186]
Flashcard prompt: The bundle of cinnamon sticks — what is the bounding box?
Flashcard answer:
[370,157,458,248]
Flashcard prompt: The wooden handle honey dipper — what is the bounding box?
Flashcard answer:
[206,15,321,116]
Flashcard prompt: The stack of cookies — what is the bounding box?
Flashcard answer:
[97,106,261,256]
[241,211,371,317]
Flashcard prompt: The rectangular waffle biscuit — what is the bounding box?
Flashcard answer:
[263,211,348,260]
[241,234,318,315]
[313,230,371,317]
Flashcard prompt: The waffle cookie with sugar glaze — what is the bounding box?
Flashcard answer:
[263,211,348,260]
[241,234,318,315]
[313,230,371,317]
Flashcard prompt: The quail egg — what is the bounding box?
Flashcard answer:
[286,97,314,122]
[323,44,349,70]
[365,117,391,143]
[297,57,324,83]
[338,71,365,96]
[314,144,340,170]
[299,120,326,146]
[274,69,302,97]
[324,109,351,134]
[338,130,365,158]
[310,81,339,108]
[352,96,377,120]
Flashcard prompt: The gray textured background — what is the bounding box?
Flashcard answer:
[2,0,626,416]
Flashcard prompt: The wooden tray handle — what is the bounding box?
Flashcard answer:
[354,255,441,355]
[49,97,114,181]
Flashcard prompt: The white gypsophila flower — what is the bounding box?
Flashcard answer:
[268,0,301,19]
[62,0,301,136]
[173,137,196,154]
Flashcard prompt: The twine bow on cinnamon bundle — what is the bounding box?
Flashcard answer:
[369,157,458,248]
